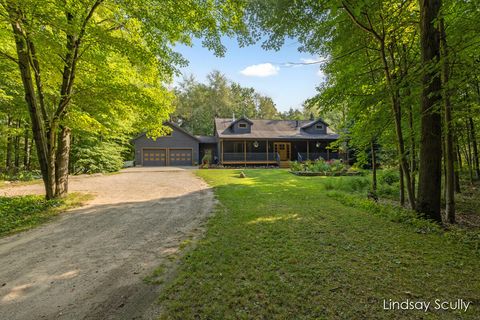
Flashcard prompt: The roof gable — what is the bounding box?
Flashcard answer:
[227,116,253,129]
[300,118,330,129]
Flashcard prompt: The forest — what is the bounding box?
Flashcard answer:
[1,0,479,225]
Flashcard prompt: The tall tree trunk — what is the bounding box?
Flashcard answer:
[55,127,71,197]
[8,8,52,198]
[5,116,13,172]
[468,117,480,179]
[453,138,461,193]
[408,103,417,198]
[465,121,474,183]
[23,124,30,170]
[14,120,21,172]
[371,140,377,194]
[400,165,405,206]
[440,18,455,223]
[416,0,443,222]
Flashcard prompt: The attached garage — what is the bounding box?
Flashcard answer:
[169,149,193,166]
[142,149,166,166]
[132,122,200,167]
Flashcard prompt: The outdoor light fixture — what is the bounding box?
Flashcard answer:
[316,142,320,148]
[253,141,259,148]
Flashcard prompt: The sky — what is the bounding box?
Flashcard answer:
[174,37,325,113]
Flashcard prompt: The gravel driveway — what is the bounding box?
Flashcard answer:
[0,167,214,319]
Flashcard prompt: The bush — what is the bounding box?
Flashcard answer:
[1,170,42,181]
[71,141,124,174]
[289,161,304,172]
[379,169,399,185]
[290,158,352,175]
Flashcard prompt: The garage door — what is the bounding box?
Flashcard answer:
[143,149,166,166]
[169,149,192,166]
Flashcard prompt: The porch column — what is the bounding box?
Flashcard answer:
[327,148,330,161]
[266,139,269,161]
[306,141,309,160]
[221,140,224,163]
[244,140,247,162]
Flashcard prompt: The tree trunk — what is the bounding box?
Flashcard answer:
[468,117,480,180]
[371,140,377,194]
[23,124,30,170]
[416,0,443,222]
[400,165,405,206]
[408,103,416,198]
[5,116,13,172]
[465,121,474,183]
[8,8,52,197]
[440,18,455,223]
[453,138,461,193]
[55,127,71,197]
[14,120,21,172]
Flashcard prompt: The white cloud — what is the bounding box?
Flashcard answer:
[240,63,279,77]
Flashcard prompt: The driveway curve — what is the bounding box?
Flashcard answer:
[0,167,214,319]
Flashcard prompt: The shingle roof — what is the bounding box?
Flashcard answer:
[195,135,217,143]
[214,118,339,140]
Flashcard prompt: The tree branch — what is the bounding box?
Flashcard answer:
[0,50,18,64]
[342,2,382,41]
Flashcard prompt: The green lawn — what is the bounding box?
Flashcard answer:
[158,169,479,319]
[0,193,92,237]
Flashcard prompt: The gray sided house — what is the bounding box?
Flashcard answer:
[132,117,340,167]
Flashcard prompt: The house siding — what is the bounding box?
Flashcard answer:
[302,124,327,135]
[133,126,199,165]
[232,120,252,134]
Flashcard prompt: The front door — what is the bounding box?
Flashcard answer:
[274,142,291,161]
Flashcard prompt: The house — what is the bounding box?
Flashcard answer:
[132,117,340,167]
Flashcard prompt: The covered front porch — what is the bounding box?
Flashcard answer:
[220,139,339,165]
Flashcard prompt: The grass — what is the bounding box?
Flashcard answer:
[158,169,480,319]
[0,192,92,237]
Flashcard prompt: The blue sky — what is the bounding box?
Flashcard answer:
[174,37,324,113]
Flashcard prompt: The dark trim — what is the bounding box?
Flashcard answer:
[300,118,330,129]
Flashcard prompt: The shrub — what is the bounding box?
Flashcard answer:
[289,161,304,172]
[71,141,124,174]
[379,169,399,185]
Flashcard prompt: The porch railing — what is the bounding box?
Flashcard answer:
[223,152,277,162]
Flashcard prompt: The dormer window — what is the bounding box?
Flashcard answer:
[315,124,324,130]
[239,123,247,128]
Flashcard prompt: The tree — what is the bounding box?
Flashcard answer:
[173,71,279,135]
[416,0,443,221]
[0,0,245,198]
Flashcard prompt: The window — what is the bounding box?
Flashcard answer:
[315,124,324,130]
[238,123,247,128]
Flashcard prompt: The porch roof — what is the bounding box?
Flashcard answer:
[215,118,339,140]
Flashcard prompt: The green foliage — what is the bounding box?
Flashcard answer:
[0,193,91,236]
[157,169,480,318]
[379,169,400,186]
[71,140,125,174]
[0,196,61,236]
[1,170,42,182]
[173,71,280,135]
[289,158,347,174]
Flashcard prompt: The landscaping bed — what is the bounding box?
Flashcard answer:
[290,170,362,176]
